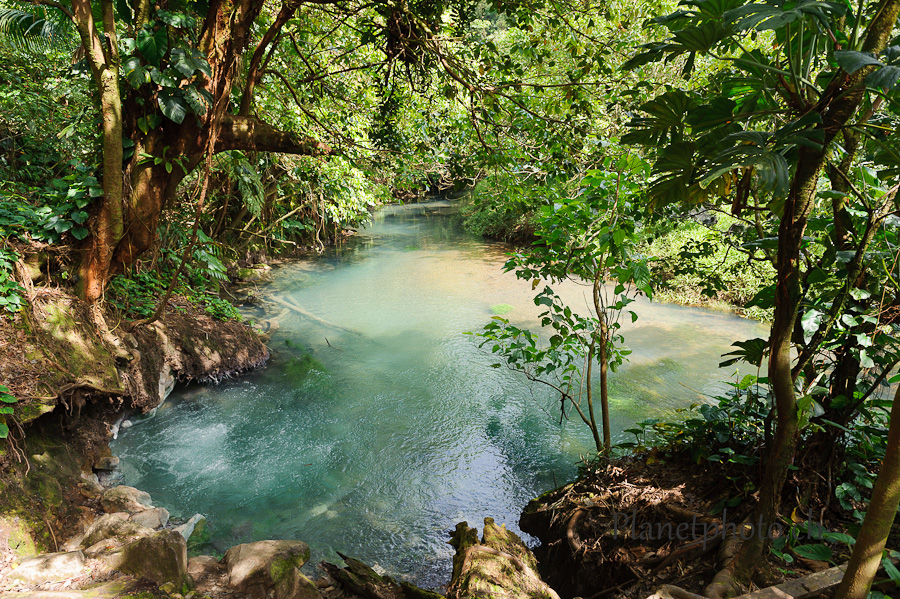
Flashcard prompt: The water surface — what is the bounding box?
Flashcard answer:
[111,201,766,587]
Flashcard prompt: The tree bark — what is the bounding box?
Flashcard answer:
[70,0,124,304]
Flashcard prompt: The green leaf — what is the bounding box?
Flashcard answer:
[883,557,900,583]
[158,89,188,123]
[833,50,882,74]
[0,422,8,438]
[136,26,168,66]
[792,544,832,562]
[867,65,900,89]
[182,85,209,115]
[123,56,148,88]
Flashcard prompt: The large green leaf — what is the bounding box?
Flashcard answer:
[122,56,148,88]
[622,91,700,146]
[833,50,882,74]
[136,27,168,66]
[158,89,188,123]
[182,85,209,115]
[669,21,733,53]
[867,65,900,89]
[792,544,833,562]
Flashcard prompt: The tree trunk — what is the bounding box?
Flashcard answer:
[70,0,333,305]
[70,0,124,304]
[833,384,900,599]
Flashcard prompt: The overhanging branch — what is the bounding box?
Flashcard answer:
[216,115,332,155]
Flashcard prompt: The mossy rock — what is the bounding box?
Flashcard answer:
[119,530,191,589]
[0,515,39,558]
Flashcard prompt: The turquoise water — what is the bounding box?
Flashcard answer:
[110,201,766,588]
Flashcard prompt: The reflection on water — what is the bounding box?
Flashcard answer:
[111,200,766,588]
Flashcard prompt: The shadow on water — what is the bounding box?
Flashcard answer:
[111,199,767,589]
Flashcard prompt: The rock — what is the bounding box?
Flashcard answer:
[7,551,86,584]
[159,364,176,402]
[130,507,170,530]
[118,530,190,589]
[93,457,119,471]
[187,555,223,584]
[276,568,322,599]
[322,554,441,599]
[224,540,311,599]
[81,513,154,547]
[173,514,206,542]
[80,472,104,494]
[0,515,39,558]
[0,580,135,599]
[95,470,124,488]
[447,518,561,599]
[101,486,153,513]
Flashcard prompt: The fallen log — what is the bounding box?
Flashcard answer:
[448,518,561,599]
[321,553,443,599]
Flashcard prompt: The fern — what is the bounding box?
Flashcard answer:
[0,5,73,53]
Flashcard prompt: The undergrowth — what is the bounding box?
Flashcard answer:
[642,214,774,321]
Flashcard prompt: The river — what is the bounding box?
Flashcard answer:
[110,200,766,588]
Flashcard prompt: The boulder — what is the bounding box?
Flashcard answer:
[224,540,312,599]
[100,486,153,513]
[173,514,206,543]
[447,518,561,599]
[187,555,223,585]
[81,513,154,547]
[130,508,169,530]
[7,550,86,584]
[118,530,190,589]
[322,553,441,599]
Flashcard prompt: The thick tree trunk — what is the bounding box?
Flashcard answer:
[833,385,900,599]
[71,0,332,304]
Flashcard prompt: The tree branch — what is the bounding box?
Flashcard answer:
[215,115,332,155]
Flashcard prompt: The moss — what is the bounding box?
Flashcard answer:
[0,514,39,557]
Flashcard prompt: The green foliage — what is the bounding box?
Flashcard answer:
[0,248,24,315]
[460,176,540,241]
[472,149,654,453]
[0,383,17,439]
[643,215,774,318]
[622,374,768,468]
[107,226,241,321]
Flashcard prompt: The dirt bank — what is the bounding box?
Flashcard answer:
[0,287,269,561]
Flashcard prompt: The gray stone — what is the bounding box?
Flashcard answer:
[8,551,86,584]
[101,486,153,513]
[118,530,190,589]
[129,508,169,530]
[225,540,311,599]
[173,514,205,541]
[81,513,153,547]
[79,472,104,494]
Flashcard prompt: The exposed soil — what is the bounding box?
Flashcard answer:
[520,453,846,599]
